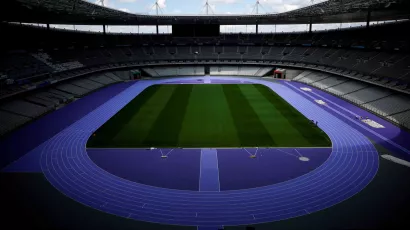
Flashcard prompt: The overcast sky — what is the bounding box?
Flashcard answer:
[88,0,327,15]
[38,0,394,33]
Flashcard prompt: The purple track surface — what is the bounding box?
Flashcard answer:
[87,147,331,191]
[284,81,410,161]
[1,81,134,171]
[6,76,410,228]
[199,149,220,192]
[87,148,201,191]
[12,77,380,227]
[217,148,331,190]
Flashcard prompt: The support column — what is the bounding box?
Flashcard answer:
[47,23,50,30]
[156,24,159,34]
[309,17,312,33]
[103,24,106,35]
[256,23,259,34]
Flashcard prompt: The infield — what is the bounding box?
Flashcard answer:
[87,84,331,148]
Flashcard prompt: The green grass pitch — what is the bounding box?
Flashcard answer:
[87,84,331,148]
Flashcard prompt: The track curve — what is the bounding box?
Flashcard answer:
[38,77,379,227]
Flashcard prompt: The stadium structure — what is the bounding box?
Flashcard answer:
[1,0,410,229]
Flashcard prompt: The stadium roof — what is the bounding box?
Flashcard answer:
[1,0,409,25]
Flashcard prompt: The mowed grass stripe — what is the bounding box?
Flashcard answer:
[239,84,311,147]
[142,84,193,147]
[87,85,159,148]
[178,84,240,147]
[222,84,275,147]
[254,84,331,147]
[110,85,177,147]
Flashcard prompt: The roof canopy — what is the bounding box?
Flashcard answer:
[1,0,409,25]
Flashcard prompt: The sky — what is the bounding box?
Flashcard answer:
[34,0,396,33]
[89,0,326,15]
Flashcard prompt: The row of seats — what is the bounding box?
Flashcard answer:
[32,52,84,72]
[142,66,273,77]
[209,66,273,76]
[0,51,53,80]
[0,70,129,136]
[1,45,409,100]
[46,46,410,83]
[0,110,31,136]
[344,87,392,104]
[294,71,410,128]
[389,110,410,128]
[363,95,410,117]
[142,66,205,77]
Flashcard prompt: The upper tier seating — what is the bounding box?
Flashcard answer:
[1,21,409,89]
[0,51,53,80]
[4,45,403,86]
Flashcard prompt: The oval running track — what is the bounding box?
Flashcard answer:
[37,77,379,227]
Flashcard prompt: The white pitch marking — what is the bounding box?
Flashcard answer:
[294,149,303,157]
[159,148,174,157]
[243,147,258,156]
[275,148,298,157]
[165,148,174,157]
[243,148,252,156]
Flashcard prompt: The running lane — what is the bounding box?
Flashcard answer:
[284,81,410,161]
[199,148,220,192]
[35,76,378,227]
[1,81,135,171]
